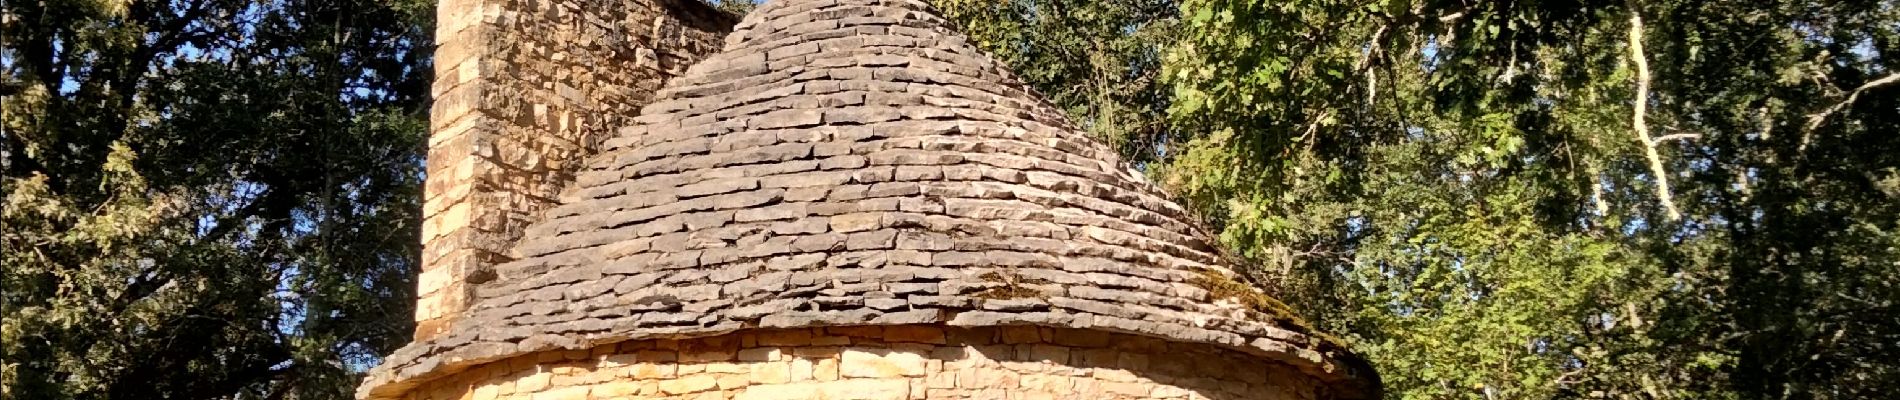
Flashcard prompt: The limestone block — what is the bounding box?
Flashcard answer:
[591,380,639,398]
[815,358,841,381]
[841,349,927,378]
[1022,374,1074,392]
[752,362,793,384]
[819,379,911,400]
[471,383,501,400]
[657,374,718,395]
[734,382,819,400]
[736,347,782,362]
[628,363,676,380]
[527,385,587,400]
[789,357,816,381]
[515,372,552,393]
[717,373,751,390]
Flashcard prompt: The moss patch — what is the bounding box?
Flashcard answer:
[1186,268,1351,349]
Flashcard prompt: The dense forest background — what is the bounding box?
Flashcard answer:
[3,0,1895,399]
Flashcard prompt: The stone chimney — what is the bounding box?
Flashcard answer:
[418,0,736,340]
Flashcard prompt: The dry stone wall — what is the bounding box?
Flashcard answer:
[403,325,1322,400]
[421,0,737,339]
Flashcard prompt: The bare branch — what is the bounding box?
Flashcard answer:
[1360,24,1389,107]
[1589,163,1611,216]
[1437,2,1479,23]
[1756,106,1774,140]
[1801,73,1900,152]
[1626,0,1682,221]
[1652,133,1701,144]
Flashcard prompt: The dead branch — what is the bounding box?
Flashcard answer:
[1652,133,1701,144]
[1801,73,1900,153]
[1626,0,1682,221]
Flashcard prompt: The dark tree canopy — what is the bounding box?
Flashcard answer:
[2,0,431,398]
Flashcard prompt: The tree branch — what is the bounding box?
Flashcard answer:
[1800,73,1900,153]
[1626,0,1682,221]
[1652,133,1701,144]
[1588,163,1611,216]
[201,187,275,243]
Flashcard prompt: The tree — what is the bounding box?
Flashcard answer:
[1160,0,1899,398]
[934,0,1179,163]
[1,0,432,398]
[938,0,1899,398]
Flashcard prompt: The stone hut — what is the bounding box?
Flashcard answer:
[366,0,1380,399]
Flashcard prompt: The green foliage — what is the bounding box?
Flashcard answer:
[1160,0,1900,398]
[711,0,760,17]
[945,0,1899,398]
[1,0,431,398]
[934,0,1179,163]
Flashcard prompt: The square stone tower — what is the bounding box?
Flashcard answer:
[418,0,736,340]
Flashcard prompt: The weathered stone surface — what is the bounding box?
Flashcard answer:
[840,348,928,378]
[415,0,736,339]
[367,1,1377,399]
[391,325,1349,400]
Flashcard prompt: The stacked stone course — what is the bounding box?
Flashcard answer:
[377,0,1380,398]
[406,325,1318,400]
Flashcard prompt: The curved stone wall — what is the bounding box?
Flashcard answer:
[403,325,1323,400]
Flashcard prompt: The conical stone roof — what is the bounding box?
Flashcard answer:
[361,0,1376,398]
